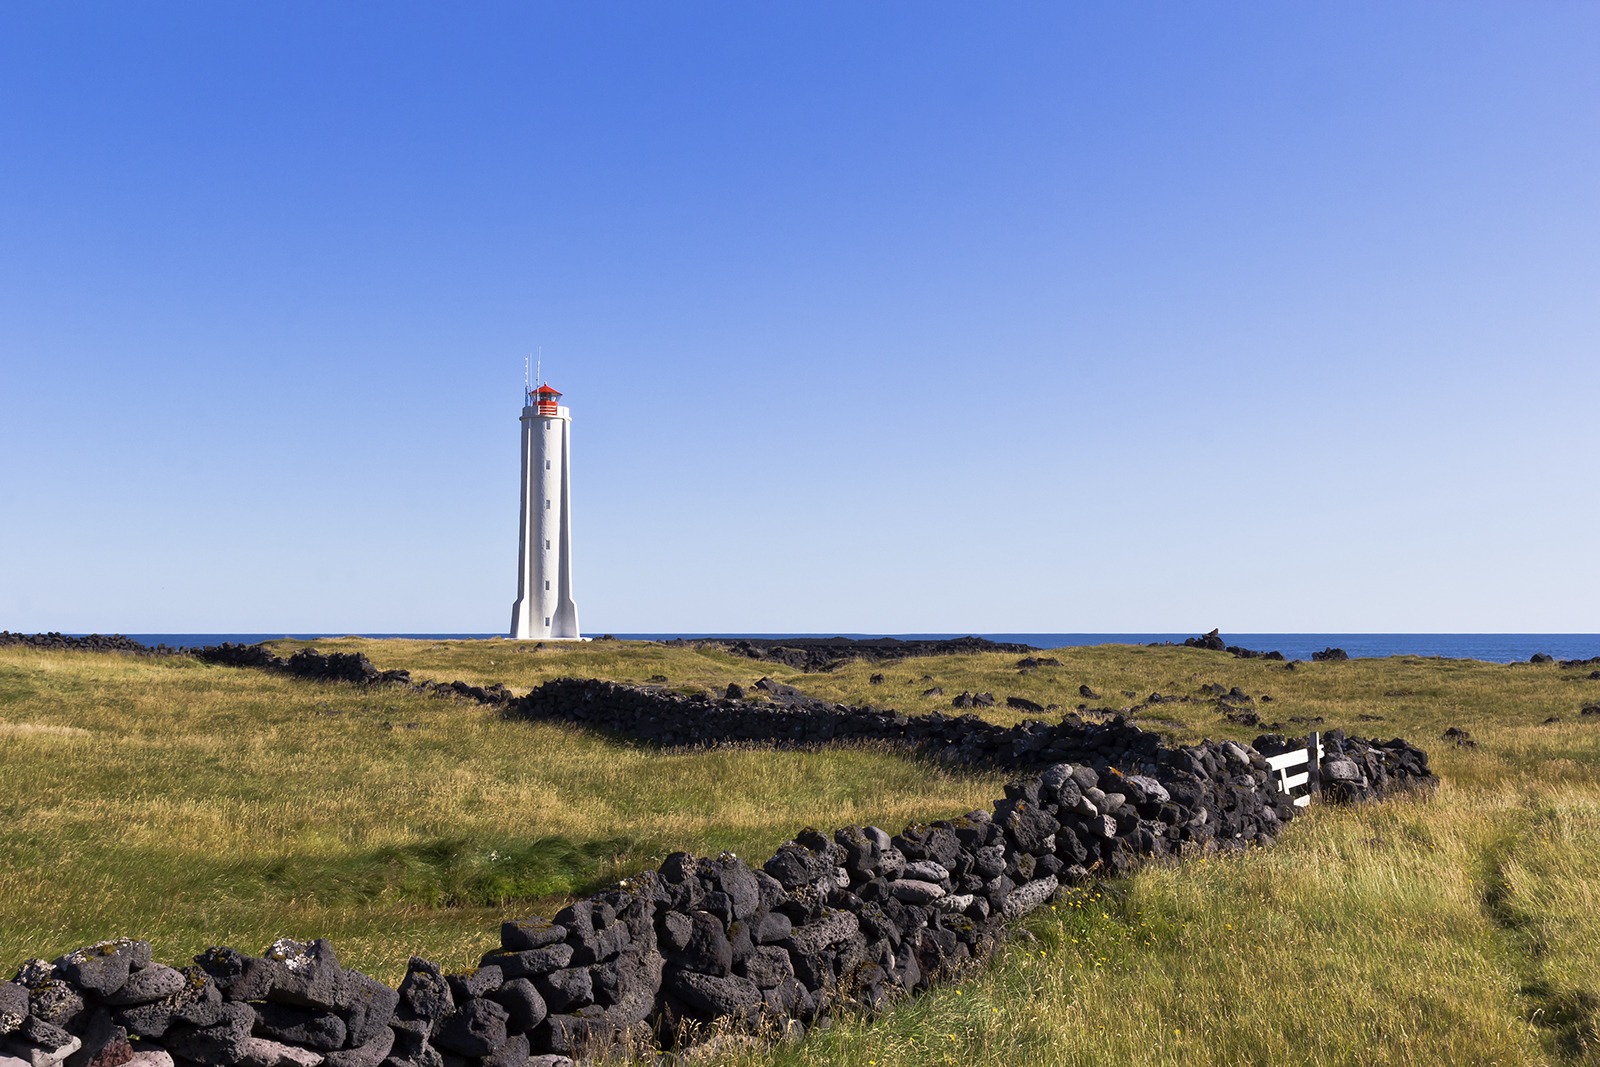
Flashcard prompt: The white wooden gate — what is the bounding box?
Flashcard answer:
[1263,731,1323,808]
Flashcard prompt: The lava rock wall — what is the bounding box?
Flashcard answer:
[3,722,1435,1067]
[1,646,1440,1067]
[0,632,192,657]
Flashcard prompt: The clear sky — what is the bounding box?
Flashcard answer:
[2,2,1596,635]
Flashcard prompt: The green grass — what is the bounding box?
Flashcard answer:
[3,638,1600,1065]
[0,645,1004,985]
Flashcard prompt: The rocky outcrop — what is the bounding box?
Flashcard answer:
[1179,630,1286,661]
[503,679,1436,793]
[194,645,421,690]
[0,632,192,657]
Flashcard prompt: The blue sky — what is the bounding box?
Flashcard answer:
[2,2,1596,635]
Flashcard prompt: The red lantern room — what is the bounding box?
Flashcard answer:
[531,384,562,416]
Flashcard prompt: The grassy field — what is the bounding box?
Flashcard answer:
[2,638,1598,1065]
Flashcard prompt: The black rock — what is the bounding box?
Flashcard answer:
[482,1032,530,1067]
[54,939,151,997]
[750,909,793,945]
[16,1015,75,1054]
[994,801,1060,855]
[658,911,693,955]
[338,970,399,1048]
[536,1012,618,1056]
[1184,629,1226,651]
[702,854,762,920]
[670,911,733,977]
[764,842,834,889]
[125,967,224,1035]
[501,919,567,952]
[29,981,88,1032]
[0,981,25,1035]
[434,997,509,1057]
[893,825,961,869]
[232,938,344,1010]
[397,957,454,1022]
[193,946,249,991]
[534,966,592,1014]
[67,1010,130,1067]
[1003,779,1042,806]
[665,969,762,1017]
[324,1027,396,1067]
[485,977,547,1034]
[11,960,52,990]
[754,677,803,698]
[254,1001,348,1050]
[100,963,185,1006]
[162,1000,255,1064]
[479,944,574,979]
[736,946,795,989]
[384,1018,436,1066]
[445,964,503,1002]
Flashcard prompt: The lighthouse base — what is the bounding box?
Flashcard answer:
[509,599,584,641]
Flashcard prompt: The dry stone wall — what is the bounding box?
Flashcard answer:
[1,642,1438,1067]
[662,636,1037,672]
[0,633,194,657]
[507,677,1434,792]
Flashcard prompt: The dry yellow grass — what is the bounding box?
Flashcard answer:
[699,782,1588,1067]
[0,646,1004,985]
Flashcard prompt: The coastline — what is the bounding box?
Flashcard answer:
[30,631,1600,664]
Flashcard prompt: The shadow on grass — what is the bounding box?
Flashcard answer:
[249,833,665,910]
[1477,824,1600,1061]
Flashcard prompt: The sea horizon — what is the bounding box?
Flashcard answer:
[28,631,1600,665]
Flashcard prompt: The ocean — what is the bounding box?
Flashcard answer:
[102,632,1600,664]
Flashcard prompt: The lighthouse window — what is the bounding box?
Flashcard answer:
[545,581,550,590]
[544,617,551,626]
[546,499,551,509]
[545,540,550,549]
[545,460,551,470]
[545,420,552,429]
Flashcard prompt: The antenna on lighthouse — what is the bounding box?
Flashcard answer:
[536,348,542,390]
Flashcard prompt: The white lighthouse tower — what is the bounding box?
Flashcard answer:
[510,383,581,639]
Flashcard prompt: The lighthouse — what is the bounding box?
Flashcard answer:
[510,384,580,639]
